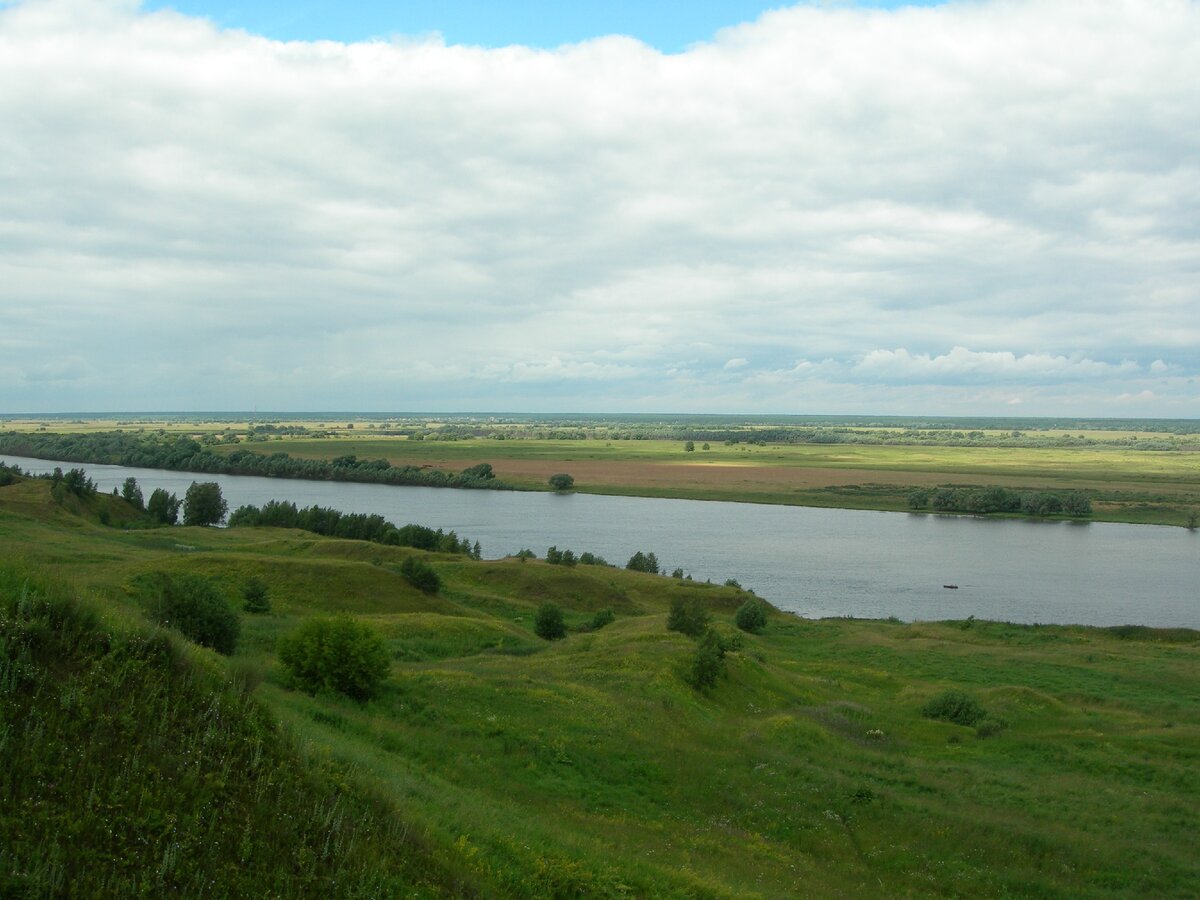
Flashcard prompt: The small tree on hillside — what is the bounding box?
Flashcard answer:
[242,576,271,613]
[183,482,227,526]
[534,603,566,640]
[146,488,181,525]
[626,551,660,574]
[687,629,726,690]
[735,599,768,634]
[400,556,441,593]
[121,477,144,510]
[667,597,710,638]
[139,572,239,655]
[278,617,390,701]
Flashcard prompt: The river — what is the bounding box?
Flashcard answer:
[3,454,1197,628]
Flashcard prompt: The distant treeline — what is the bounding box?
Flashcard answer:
[228,500,480,556]
[405,425,1191,450]
[0,432,513,491]
[907,486,1093,517]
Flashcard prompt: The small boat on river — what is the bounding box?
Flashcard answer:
[943,584,959,589]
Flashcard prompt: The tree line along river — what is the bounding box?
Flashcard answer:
[3,454,1197,629]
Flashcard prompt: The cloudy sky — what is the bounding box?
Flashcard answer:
[2,0,1198,415]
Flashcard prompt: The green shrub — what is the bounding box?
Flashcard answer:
[138,572,239,655]
[241,576,271,613]
[735,599,768,633]
[400,556,441,593]
[277,616,390,700]
[534,603,566,640]
[921,690,987,727]
[667,597,709,638]
[548,473,575,491]
[589,608,615,630]
[687,630,726,690]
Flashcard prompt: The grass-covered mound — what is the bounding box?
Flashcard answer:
[0,566,465,898]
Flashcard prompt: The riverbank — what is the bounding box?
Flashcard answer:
[2,476,1197,896]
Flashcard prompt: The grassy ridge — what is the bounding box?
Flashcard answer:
[2,476,1198,896]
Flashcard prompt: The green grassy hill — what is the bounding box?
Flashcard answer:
[2,475,1198,897]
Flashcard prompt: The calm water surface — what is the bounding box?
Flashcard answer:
[4,454,1197,628]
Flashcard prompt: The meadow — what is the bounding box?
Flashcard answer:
[2,473,1197,896]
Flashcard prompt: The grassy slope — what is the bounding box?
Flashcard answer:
[2,478,1198,897]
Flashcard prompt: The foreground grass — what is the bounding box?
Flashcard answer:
[2,478,1198,896]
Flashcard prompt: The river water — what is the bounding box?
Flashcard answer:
[3,454,1197,628]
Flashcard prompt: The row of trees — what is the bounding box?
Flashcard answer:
[117,477,225,526]
[0,432,513,492]
[227,500,480,556]
[907,486,1092,517]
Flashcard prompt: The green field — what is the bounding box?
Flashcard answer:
[2,475,1197,896]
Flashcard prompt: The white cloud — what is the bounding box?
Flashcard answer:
[1,0,1198,414]
[853,347,1142,384]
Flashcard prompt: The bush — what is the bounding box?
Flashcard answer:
[139,572,239,655]
[241,576,271,613]
[667,597,710,638]
[548,473,575,491]
[589,608,615,630]
[278,617,390,701]
[400,557,441,593]
[687,630,726,690]
[534,603,566,640]
[735,599,768,634]
[921,690,987,727]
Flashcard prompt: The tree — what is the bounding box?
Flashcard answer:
[626,551,660,574]
[278,617,390,700]
[121,477,144,510]
[684,441,695,452]
[548,473,575,491]
[667,597,710,638]
[61,468,96,497]
[400,556,441,593]
[140,572,239,655]
[687,629,726,690]
[735,599,768,634]
[534,603,566,640]
[146,488,181,525]
[242,576,271,613]
[183,481,227,526]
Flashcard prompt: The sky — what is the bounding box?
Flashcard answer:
[1,0,1198,416]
